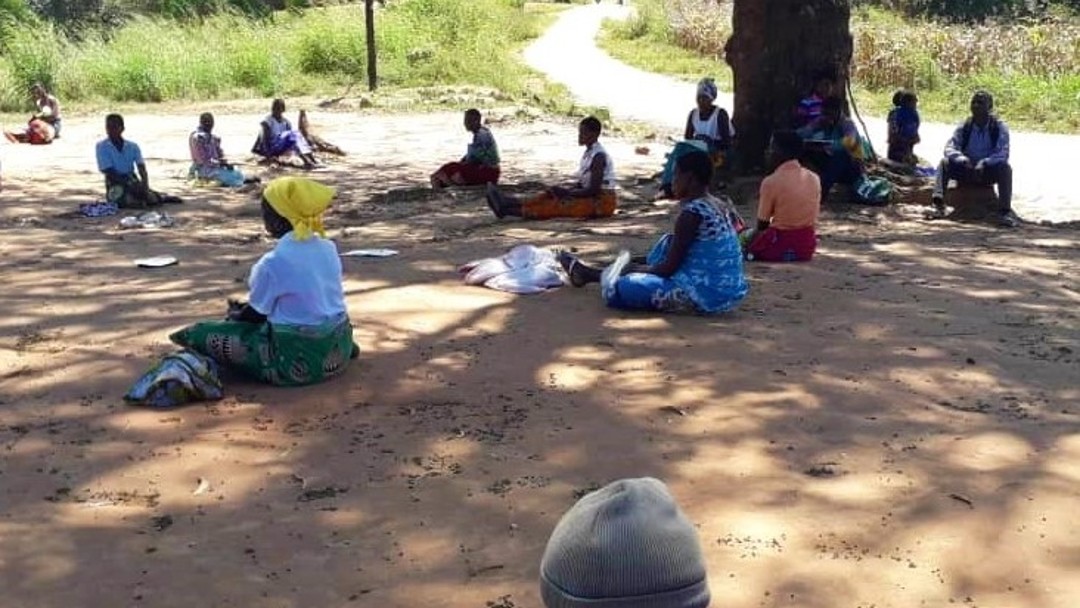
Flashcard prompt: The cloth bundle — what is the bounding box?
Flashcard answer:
[124,350,224,408]
[459,245,567,294]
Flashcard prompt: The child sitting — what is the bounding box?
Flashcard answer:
[887,89,921,164]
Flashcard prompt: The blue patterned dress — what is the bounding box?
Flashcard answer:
[607,196,749,314]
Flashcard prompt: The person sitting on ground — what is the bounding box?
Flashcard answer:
[657,77,734,198]
[190,112,253,188]
[3,83,61,145]
[4,116,54,145]
[795,71,836,128]
[170,177,358,387]
[32,83,62,138]
[747,130,821,262]
[540,477,711,608]
[929,90,1018,228]
[485,116,616,220]
[95,113,181,208]
[558,150,748,314]
[431,108,501,189]
[252,98,319,169]
[887,89,921,165]
[797,96,866,201]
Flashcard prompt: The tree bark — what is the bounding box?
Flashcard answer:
[365,0,378,91]
[726,0,853,173]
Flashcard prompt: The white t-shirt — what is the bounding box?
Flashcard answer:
[248,232,348,326]
[578,142,616,190]
[690,107,735,141]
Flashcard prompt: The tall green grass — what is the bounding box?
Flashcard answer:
[599,0,1080,132]
[0,0,544,111]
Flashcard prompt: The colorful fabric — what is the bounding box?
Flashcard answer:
[188,128,245,187]
[248,232,348,326]
[124,350,224,408]
[659,140,710,192]
[796,94,824,127]
[799,116,864,161]
[191,165,246,188]
[79,201,119,218]
[263,177,335,240]
[747,226,816,262]
[96,138,144,177]
[169,318,354,387]
[758,160,820,230]
[522,190,617,220]
[106,174,163,209]
[434,161,500,186]
[465,126,500,167]
[607,197,748,314]
[696,77,718,101]
[254,115,313,157]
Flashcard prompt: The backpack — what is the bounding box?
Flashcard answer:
[960,117,1000,153]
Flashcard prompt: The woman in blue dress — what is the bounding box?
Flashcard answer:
[559,150,749,314]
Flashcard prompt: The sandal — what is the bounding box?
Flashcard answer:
[555,250,588,288]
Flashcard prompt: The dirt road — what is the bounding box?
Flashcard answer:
[527,3,1080,223]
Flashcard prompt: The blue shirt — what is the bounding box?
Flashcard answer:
[248,232,348,326]
[945,118,1010,166]
[96,138,144,176]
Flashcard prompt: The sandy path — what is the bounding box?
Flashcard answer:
[526,3,1080,223]
[0,100,1078,607]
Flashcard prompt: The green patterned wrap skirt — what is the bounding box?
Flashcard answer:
[169,317,354,387]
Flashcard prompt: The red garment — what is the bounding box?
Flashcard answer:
[748,226,816,262]
[435,161,500,186]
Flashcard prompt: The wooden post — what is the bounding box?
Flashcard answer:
[365,0,377,91]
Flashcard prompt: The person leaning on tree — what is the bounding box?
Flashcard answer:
[929,90,1019,228]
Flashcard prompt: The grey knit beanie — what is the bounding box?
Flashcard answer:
[540,477,710,608]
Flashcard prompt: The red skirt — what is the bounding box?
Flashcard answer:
[434,162,500,186]
[748,226,816,262]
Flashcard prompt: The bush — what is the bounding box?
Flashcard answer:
[853,0,1077,21]
[0,0,546,105]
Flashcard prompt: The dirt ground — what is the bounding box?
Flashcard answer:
[1,102,1078,608]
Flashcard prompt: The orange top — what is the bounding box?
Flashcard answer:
[757,160,821,230]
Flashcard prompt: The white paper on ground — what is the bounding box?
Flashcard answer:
[340,249,399,258]
[135,256,179,268]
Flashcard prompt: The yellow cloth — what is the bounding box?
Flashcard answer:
[263,177,335,240]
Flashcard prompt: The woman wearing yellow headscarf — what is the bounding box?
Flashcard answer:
[170,177,357,387]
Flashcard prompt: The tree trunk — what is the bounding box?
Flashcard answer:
[725,0,853,173]
[364,0,378,91]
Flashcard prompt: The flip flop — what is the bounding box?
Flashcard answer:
[485,183,506,219]
[600,250,631,302]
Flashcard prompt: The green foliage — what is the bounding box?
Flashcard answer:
[602,0,1079,132]
[601,0,731,88]
[0,0,551,110]
[853,0,1078,21]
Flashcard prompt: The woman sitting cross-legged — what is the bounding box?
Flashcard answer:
[169,177,358,387]
[559,150,749,314]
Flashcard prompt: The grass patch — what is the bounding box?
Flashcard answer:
[0,0,578,115]
[598,0,730,88]
[596,0,1080,133]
